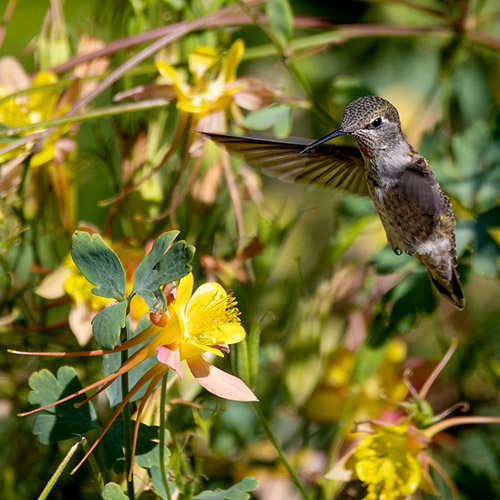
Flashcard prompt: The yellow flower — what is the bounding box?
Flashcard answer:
[0,59,66,166]
[154,39,274,134]
[156,40,243,123]
[327,340,500,499]
[13,273,256,475]
[354,424,422,500]
[305,341,408,425]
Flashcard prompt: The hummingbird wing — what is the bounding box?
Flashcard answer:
[205,133,369,196]
[397,162,448,216]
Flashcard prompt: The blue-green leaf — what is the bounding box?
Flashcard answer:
[193,477,259,500]
[133,236,194,312]
[133,231,180,291]
[27,367,98,445]
[92,300,128,350]
[71,231,126,301]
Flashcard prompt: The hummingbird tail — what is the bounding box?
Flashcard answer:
[429,266,465,311]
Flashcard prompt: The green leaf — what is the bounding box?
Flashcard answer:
[133,235,194,312]
[102,482,129,500]
[266,0,294,46]
[193,477,259,500]
[351,339,389,386]
[27,367,98,445]
[71,231,126,301]
[133,231,179,291]
[92,300,128,350]
[240,104,292,138]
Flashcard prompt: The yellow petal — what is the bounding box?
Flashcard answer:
[187,281,227,315]
[220,39,244,83]
[188,46,217,81]
[176,272,194,312]
[156,61,190,100]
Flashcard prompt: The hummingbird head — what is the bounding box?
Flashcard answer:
[300,96,406,156]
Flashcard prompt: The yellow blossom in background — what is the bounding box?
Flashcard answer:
[0,59,67,166]
[156,39,274,133]
[327,341,500,499]
[354,424,423,500]
[305,341,408,426]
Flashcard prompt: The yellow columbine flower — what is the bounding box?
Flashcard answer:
[354,424,422,500]
[0,60,66,166]
[156,40,243,123]
[12,273,256,476]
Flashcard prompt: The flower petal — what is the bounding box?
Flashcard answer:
[157,344,184,380]
[187,281,227,313]
[220,39,244,83]
[187,355,257,401]
[175,272,194,312]
[156,61,190,100]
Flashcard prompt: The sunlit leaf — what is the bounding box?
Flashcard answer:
[102,482,129,500]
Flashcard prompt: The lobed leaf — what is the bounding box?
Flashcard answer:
[71,231,126,301]
[193,477,259,500]
[27,367,98,445]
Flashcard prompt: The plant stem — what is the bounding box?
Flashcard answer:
[121,327,135,500]
[159,373,173,500]
[0,99,170,138]
[252,403,311,500]
[37,438,84,500]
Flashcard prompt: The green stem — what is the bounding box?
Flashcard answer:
[0,98,170,138]
[159,373,173,500]
[120,326,135,500]
[37,438,84,500]
[252,403,311,500]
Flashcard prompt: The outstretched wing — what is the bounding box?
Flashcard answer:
[205,133,368,196]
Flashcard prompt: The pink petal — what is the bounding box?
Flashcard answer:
[187,355,257,402]
[157,344,184,380]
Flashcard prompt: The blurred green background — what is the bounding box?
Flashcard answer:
[1,0,500,498]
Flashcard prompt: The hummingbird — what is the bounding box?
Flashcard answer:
[205,96,464,310]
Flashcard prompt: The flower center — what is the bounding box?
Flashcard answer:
[184,294,240,346]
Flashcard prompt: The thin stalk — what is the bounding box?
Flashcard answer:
[0,98,170,138]
[37,438,83,500]
[159,373,173,500]
[252,403,311,500]
[82,438,106,494]
[120,325,135,500]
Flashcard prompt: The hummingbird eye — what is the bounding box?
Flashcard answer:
[371,117,382,128]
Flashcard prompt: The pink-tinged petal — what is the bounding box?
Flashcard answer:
[187,355,257,402]
[157,344,184,380]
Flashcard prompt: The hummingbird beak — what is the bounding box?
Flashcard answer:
[299,127,347,154]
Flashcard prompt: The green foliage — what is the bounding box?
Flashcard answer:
[240,104,293,137]
[92,300,128,349]
[192,477,258,500]
[28,367,98,444]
